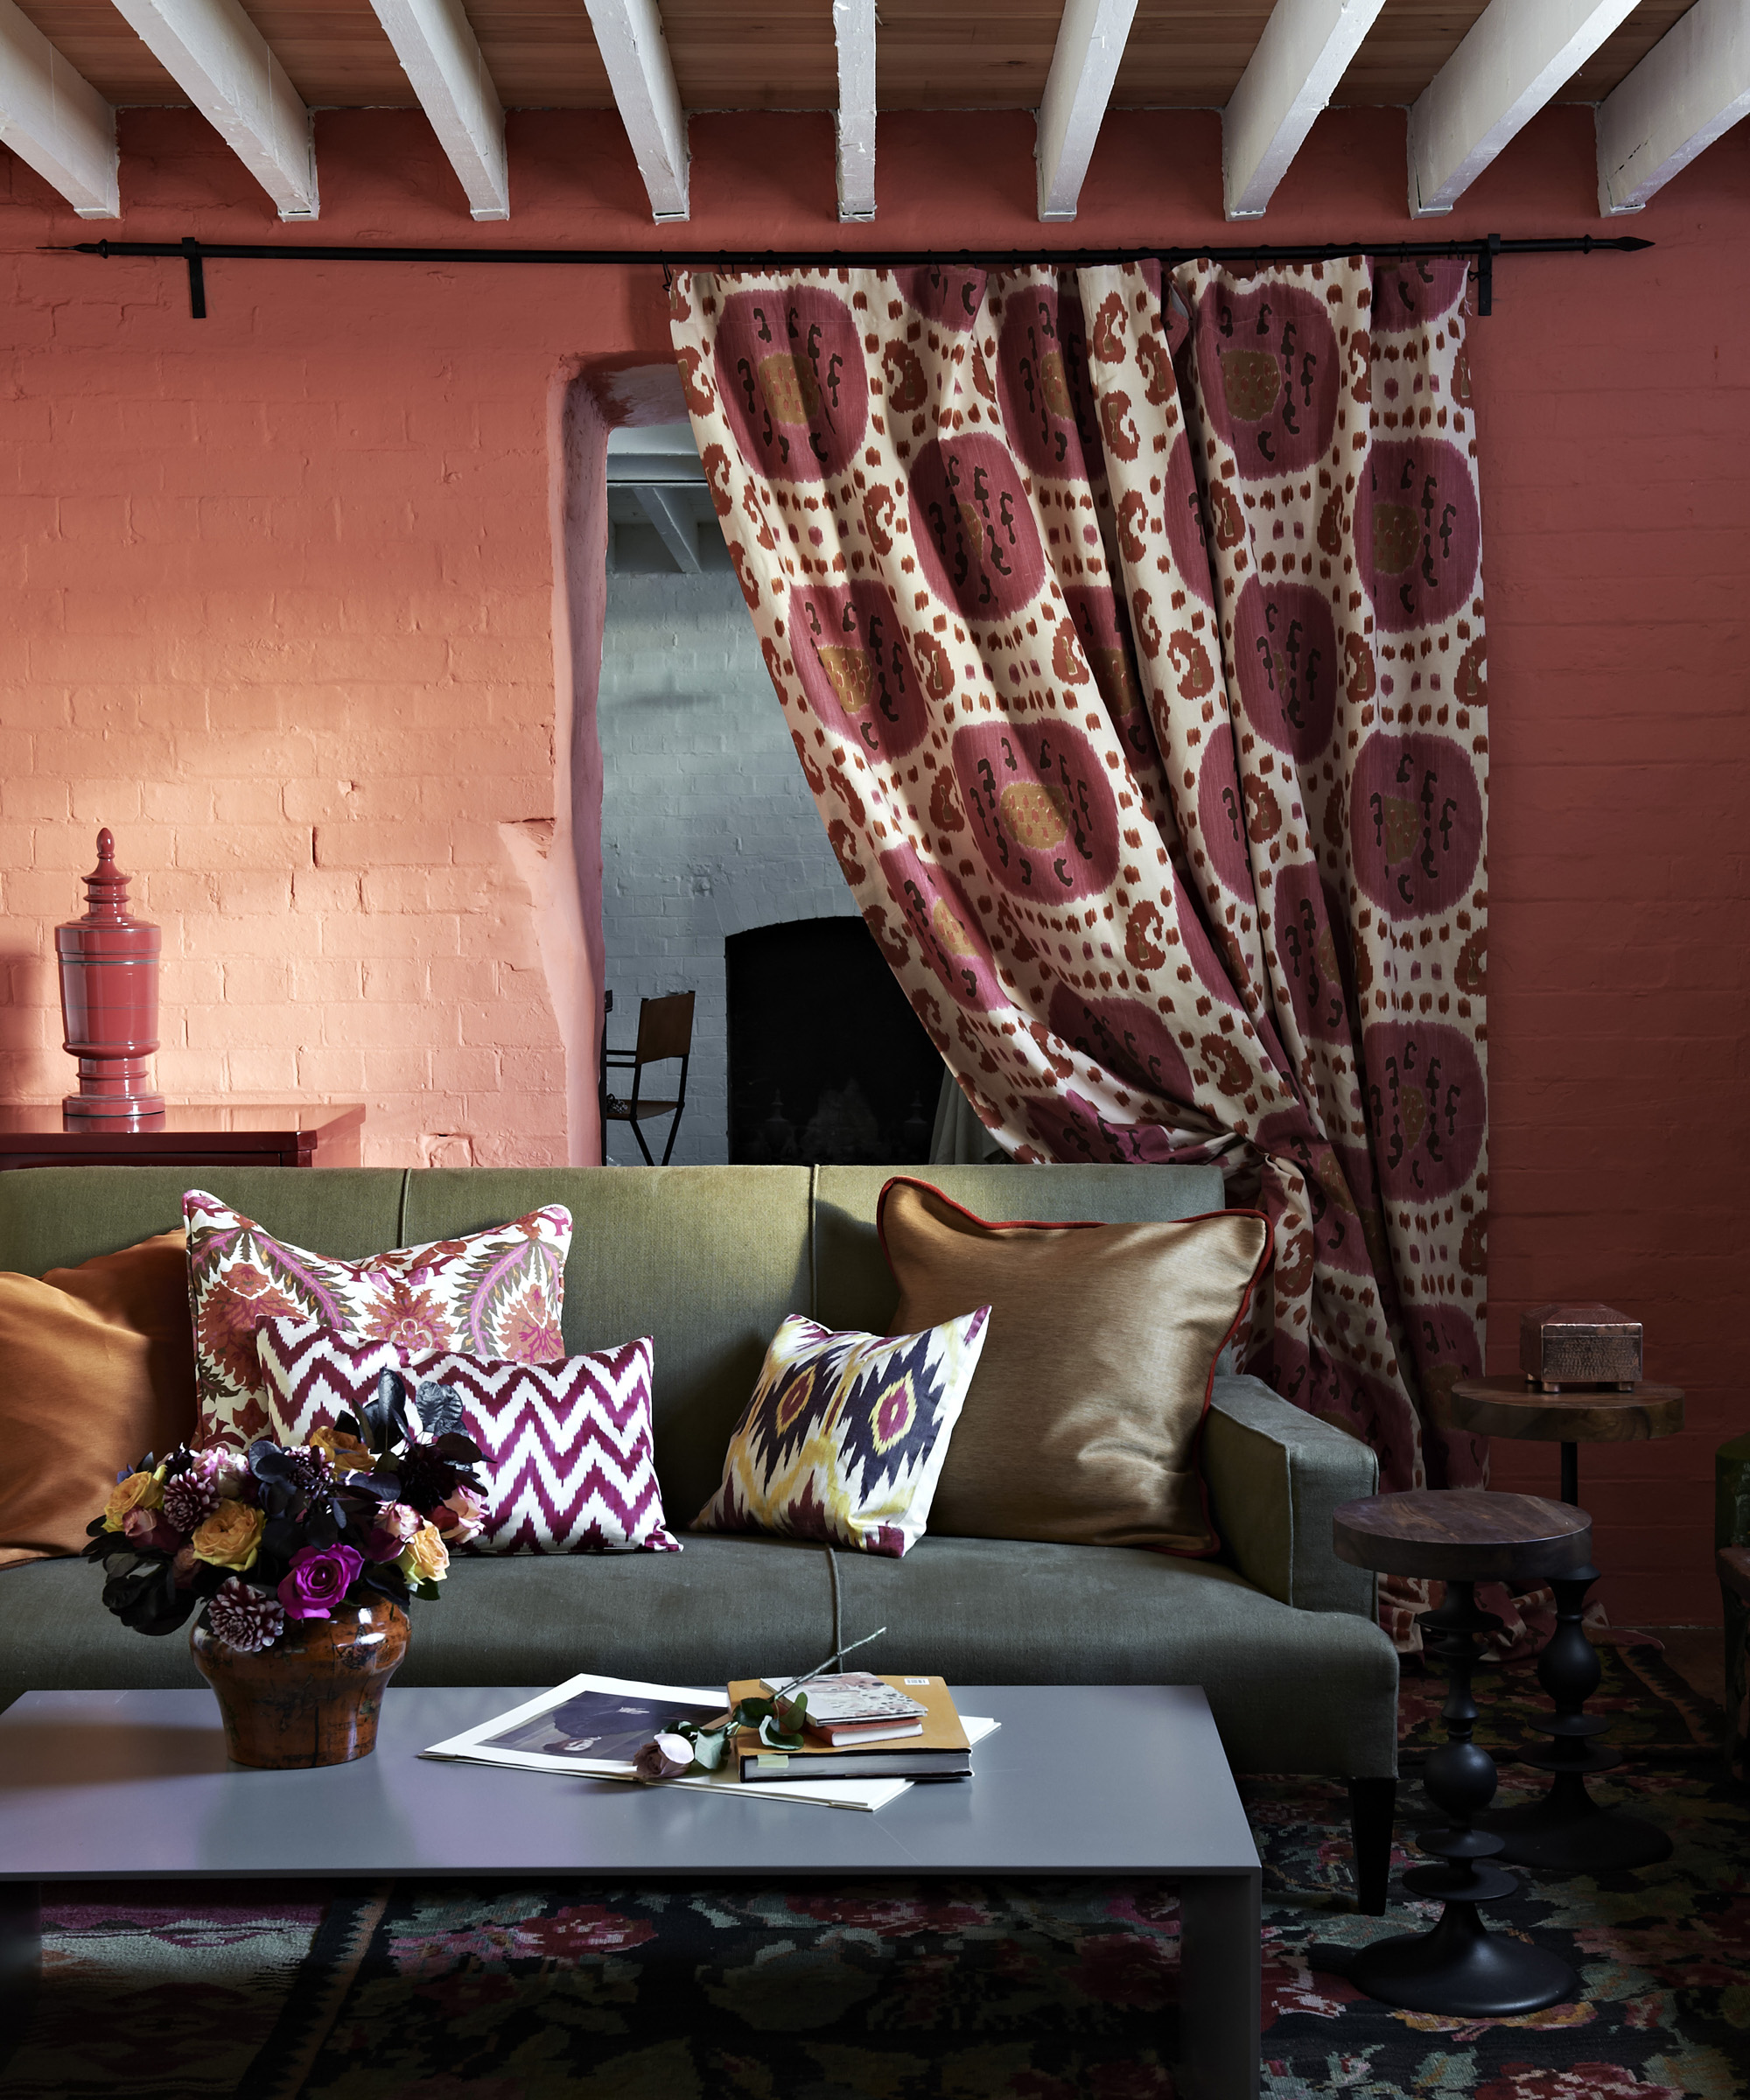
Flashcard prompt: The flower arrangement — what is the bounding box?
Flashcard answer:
[84,1368,486,1655]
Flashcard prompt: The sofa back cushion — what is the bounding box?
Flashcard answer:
[0,1167,410,1281]
[399,1167,813,1524]
[0,1161,1228,1534]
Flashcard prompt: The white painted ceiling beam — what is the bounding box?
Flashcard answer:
[834,0,875,221]
[1223,0,1387,220]
[369,0,508,219]
[1598,0,1750,214]
[1036,0,1138,220]
[1407,0,1642,217]
[0,0,117,216]
[583,0,688,221]
[634,486,700,571]
[108,0,318,218]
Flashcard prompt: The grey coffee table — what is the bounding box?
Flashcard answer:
[0,1682,1261,2100]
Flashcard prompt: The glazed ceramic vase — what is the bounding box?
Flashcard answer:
[191,1601,409,1768]
[55,826,165,1127]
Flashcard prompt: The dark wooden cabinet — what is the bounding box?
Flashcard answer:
[0,1104,365,1172]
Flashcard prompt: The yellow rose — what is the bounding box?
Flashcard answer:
[103,1471,164,1532]
[309,1425,373,1474]
[192,1499,266,1572]
[399,1522,450,1585]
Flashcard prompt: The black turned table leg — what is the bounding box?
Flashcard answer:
[1350,1581,1575,2017]
[1480,1558,1672,1872]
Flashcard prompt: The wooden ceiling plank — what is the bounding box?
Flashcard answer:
[368,0,508,217]
[834,0,875,218]
[1223,0,1387,219]
[1037,0,1139,220]
[1407,0,1642,216]
[1598,0,1750,213]
[108,0,318,215]
[582,0,687,220]
[0,0,116,212]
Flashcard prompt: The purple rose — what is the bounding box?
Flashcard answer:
[277,1543,364,1621]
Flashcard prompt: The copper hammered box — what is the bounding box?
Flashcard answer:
[1519,1304,1642,1392]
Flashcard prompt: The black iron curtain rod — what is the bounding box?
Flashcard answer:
[53,231,1651,322]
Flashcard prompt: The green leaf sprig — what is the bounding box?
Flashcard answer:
[634,1626,889,1781]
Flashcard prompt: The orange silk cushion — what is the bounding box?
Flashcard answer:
[0,1231,198,1571]
[879,1179,1272,1557]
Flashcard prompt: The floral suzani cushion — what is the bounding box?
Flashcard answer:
[185,1191,571,1449]
[693,1308,990,1558]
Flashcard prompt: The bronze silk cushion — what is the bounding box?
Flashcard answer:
[0,1230,198,1572]
[878,1179,1271,1556]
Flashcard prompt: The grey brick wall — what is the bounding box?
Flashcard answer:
[598,567,858,1166]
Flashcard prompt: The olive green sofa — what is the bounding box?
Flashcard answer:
[0,1160,1399,1908]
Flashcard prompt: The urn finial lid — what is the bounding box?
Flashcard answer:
[66,827,149,930]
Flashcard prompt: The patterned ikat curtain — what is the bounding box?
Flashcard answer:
[669,258,1490,1648]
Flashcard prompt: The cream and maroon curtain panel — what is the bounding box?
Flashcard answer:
[669,258,1488,1648]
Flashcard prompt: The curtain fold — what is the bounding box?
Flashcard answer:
[670,258,1490,1648]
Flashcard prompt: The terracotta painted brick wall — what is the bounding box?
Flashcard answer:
[1,100,1746,1619]
[0,155,585,1163]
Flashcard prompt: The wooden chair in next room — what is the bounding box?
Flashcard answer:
[600,990,695,1165]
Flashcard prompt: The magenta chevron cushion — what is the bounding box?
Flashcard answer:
[406,1342,680,1555]
[256,1320,402,1446]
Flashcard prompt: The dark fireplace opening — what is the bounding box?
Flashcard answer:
[727,918,946,1166]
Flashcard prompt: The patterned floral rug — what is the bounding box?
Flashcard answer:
[1,1669,1741,2100]
[1397,1642,1726,1768]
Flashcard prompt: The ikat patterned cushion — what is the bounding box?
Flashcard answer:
[185,1190,570,1449]
[693,1308,990,1558]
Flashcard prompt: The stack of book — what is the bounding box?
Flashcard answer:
[729,1670,974,1783]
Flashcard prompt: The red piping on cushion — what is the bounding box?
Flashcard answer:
[874,1174,1275,1564]
[1180,1205,1275,1561]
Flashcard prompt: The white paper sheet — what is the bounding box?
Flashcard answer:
[420,1670,997,1813]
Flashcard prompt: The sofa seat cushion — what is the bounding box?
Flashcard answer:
[0,1535,1396,1779]
[0,1536,844,1711]
[829,1535,1398,1777]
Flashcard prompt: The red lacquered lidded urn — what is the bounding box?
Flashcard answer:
[55,828,165,1128]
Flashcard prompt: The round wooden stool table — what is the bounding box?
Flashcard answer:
[1436,1376,1686,1874]
[1333,1489,1587,2017]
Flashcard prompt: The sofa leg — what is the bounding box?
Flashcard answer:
[1348,1775,1396,1916]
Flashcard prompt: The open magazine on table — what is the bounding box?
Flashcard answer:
[419,1671,999,1813]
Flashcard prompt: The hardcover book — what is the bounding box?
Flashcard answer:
[731,1674,980,1783]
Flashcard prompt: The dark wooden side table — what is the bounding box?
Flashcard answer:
[0,1104,365,1172]
[1434,1375,1685,1874]
[1332,1489,1586,2019]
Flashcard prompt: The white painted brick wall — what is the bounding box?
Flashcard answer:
[598,569,858,1166]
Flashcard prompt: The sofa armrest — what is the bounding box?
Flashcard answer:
[1202,1374,1379,1617]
